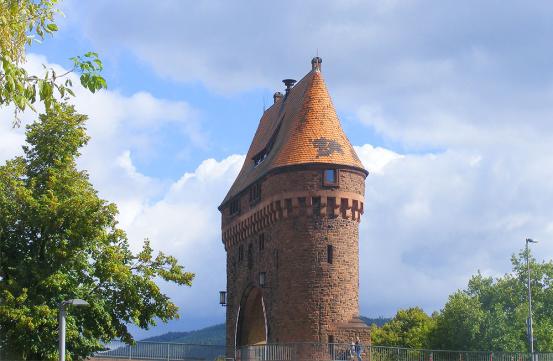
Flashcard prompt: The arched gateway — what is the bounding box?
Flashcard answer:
[219,58,371,353]
[236,287,267,347]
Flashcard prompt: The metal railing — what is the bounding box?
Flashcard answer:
[92,340,227,360]
[235,344,553,361]
[4,342,553,361]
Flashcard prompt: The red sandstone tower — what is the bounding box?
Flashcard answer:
[219,58,370,350]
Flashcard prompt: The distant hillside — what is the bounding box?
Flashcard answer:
[142,317,389,344]
[142,323,225,345]
[360,316,391,327]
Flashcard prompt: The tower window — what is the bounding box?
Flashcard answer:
[274,249,279,269]
[230,199,241,215]
[259,233,265,251]
[259,272,267,288]
[252,123,281,168]
[327,244,334,264]
[323,169,338,187]
[247,243,253,269]
[253,150,268,167]
[249,182,261,204]
[238,245,244,263]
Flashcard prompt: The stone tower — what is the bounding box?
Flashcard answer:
[219,58,370,350]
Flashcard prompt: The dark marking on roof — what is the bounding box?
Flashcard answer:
[312,137,344,157]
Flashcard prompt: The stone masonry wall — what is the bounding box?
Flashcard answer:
[222,167,369,350]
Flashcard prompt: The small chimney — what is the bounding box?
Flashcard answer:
[273,91,283,104]
[283,79,297,95]
[311,57,322,72]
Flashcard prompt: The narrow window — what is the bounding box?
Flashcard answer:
[312,197,321,217]
[259,233,265,251]
[247,243,253,269]
[238,245,244,263]
[249,183,261,205]
[230,199,241,215]
[259,272,267,288]
[327,244,333,264]
[323,169,338,187]
[274,249,279,269]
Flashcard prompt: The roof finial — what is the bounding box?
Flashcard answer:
[273,91,283,104]
[311,56,322,72]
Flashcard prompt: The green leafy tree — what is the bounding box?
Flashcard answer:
[0,104,194,360]
[431,250,553,352]
[431,291,485,350]
[0,0,106,123]
[370,307,436,348]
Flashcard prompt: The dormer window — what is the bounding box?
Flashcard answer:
[252,122,282,168]
[230,199,241,216]
[253,150,268,167]
[323,169,338,187]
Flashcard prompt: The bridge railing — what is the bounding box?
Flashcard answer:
[236,344,553,361]
[3,342,549,361]
[92,340,227,360]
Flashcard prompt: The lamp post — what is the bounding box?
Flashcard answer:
[59,299,89,361]
[526,238,537,360]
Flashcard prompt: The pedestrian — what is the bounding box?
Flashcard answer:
[350,340,356,361]
[354,337,362,361]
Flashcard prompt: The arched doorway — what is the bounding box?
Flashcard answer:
[236,287,267,347]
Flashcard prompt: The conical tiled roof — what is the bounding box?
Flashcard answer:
[221,60,366,206]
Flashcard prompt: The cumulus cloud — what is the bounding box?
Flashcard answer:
[358,146,553,316]
[5,0,553,334]
[64,1,553,154]
[124,155,244,336]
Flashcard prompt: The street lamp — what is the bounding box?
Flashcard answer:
[526,238,537,359]
[59,299,89,361]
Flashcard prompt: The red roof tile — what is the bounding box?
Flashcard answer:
[221,61,366,206]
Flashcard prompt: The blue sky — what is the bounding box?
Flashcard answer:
[2,0,553,340]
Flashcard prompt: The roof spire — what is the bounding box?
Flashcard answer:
[311,56,322,72]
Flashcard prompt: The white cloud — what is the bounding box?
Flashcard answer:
[124,155,244,333]
[354,144,402,174]
[357,145,553,316]
[6,0,553,334]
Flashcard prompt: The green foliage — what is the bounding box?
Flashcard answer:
[431,291,486,350]
[370,251,553,352]
[370,307,435,349]
[0,104,194,360]
[0,0,107,124]
[431,250,553,352]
